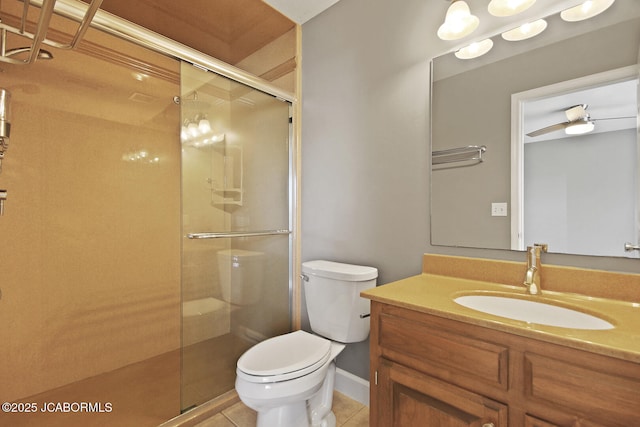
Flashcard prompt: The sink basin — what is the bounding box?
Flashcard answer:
[454,295,614,330]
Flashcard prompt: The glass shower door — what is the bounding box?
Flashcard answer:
[180,62,292,410]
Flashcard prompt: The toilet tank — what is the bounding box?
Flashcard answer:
[302,260,378,343]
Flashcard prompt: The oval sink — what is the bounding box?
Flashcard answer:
[454,295,614,330]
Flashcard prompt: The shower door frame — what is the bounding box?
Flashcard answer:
[42,0,301,330]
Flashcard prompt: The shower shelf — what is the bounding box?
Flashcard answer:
[211,188,243,209]
[210,145,243,209]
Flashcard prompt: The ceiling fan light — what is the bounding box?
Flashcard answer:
[437,1,479,41]
[488,0,536,17]
[560,0,615,22]
[455,38,494,59]
[501,19,547,41]
[565,118,595,135]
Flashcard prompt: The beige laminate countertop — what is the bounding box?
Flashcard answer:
[361,273,640,363]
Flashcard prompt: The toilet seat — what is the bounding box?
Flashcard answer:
[237,330,331,383]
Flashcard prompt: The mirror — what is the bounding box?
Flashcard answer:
[431,0,640,258]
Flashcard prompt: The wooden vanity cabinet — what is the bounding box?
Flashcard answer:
[369,301,640,427]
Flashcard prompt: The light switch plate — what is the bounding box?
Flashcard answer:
[491,202,508,217]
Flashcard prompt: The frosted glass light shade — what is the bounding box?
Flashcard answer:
[437,1,479,41]
[198,118,211,133]
[565,119,595,135]
[187,122,199,137]
[501,19,547,41]
[561,0,615,22]
[488,0,536,17]
[455,39,494,59]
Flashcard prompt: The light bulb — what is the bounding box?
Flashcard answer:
[565,119,595,135]
[455,38,494,59]
[198,118,211,133]
[501,19,547,41]
[437,1,479,41]
[561,0,615,22]
[187,123,199,137]
[488,0,536,17]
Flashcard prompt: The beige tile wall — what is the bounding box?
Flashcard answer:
[0,32,182,403]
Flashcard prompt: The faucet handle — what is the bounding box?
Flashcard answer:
[533,243,548,253]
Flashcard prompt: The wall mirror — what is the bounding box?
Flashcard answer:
[431,0,640,258]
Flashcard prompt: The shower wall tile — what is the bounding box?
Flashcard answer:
[0,29,182,405]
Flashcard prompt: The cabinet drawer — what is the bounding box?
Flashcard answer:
[524,352,640,425]
[378,312,508,390]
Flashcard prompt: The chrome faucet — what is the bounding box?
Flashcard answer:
[523,244,548,295]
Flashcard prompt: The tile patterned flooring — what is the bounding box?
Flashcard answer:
[195,392,369,427]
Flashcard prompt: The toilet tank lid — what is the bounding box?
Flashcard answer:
[302,260,378,281]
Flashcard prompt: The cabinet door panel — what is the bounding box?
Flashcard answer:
[525,415,559,427]
[379,358,507,427]
[524,414,606,427]
[378,311,508,390]
[524,352,640,425]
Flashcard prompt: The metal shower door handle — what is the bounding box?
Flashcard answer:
[0,189,6,216]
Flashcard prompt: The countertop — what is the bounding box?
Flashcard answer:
[361,273,640,363]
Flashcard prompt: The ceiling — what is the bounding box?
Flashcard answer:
[85,0,297,65]
[263,0,342,24]
[84,0,343,65]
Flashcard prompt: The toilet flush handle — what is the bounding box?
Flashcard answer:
[300,274,309,282]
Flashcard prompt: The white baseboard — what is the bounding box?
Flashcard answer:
[335,368,369,406]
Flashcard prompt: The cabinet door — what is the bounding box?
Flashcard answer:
[525,415,559,427]
[376,359,507,427]
[525,414,606,427]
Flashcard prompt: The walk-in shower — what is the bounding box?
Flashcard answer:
[179,61,293,411]
[0,0,296,425]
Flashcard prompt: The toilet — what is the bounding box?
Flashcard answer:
[235,260,378,427]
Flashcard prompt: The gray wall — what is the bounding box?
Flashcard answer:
[301,0,640,382]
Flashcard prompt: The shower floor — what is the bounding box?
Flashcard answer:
[0,333,252,426]
[182,333,254,410]
[0,350,181,427]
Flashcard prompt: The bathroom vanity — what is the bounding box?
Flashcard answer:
[362,255,640,427]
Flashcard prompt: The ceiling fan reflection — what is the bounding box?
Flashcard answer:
[526,104,634,137]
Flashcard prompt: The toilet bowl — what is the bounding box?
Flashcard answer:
[236,330,345,427]
[235,260,378,427]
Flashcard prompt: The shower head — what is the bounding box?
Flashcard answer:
[5,47,54,60]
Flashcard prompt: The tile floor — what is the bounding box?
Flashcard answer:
[195,391,369,427]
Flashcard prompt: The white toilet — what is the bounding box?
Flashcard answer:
[235,260,378,427]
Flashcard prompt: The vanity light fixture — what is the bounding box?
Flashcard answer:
[501,19,548,41]
[560,0,615,22]
[455,38,494,59]
[565,117,595,135]
[437,0,479,41]
[488,0,536,17]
